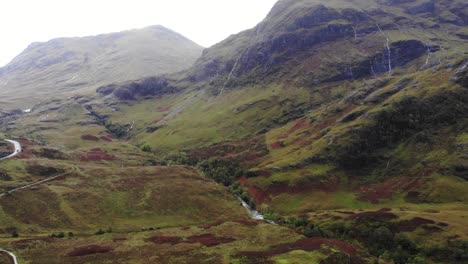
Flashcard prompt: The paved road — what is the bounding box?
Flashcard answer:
[0,140,21,263]
[0,249,18,264]
[0,169,74,198]
[0,139,21,161]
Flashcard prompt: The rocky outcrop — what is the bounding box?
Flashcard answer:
[187,0,455,91]
[97,77,178,100]
[407,0,436,15]
[236,23,354,79]
[450,61,468,88]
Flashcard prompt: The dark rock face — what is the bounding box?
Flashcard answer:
[453,163,468,180]
[188,0,464,91]
[364,77,412,104]
[288,5,342,30]
[97,77,178,100]
[385,0,416,4]
[407,0,436,15]
[237,23,354,77]
[450,61,468,88]
[327,40,426,82]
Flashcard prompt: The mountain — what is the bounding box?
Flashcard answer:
[187,0,466,90]
[0,25,203,110]
[0,0,467,263]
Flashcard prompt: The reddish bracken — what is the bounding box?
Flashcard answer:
[80,151,116,162]
[233,220,259,226]
[81,134,100,141]
[100,135,113,142]
[12,237,55,250]
[236,237,360,262]
[146,236,183,245]
[185,234,235,247]
[270,142,284,149]
[349,211,398,221]
[357,176,425,203]
[277,118,309,140]
[67,245,112,257]
[247,177,340,205]
[395,217,435,232]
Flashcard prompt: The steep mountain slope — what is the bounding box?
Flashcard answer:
[0,25,203,110]
[99,0,467,152]
[186,0,467,92]
[0,0,467,263]
[80,0,467,263]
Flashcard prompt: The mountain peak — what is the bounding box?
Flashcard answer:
[0,26,203,109]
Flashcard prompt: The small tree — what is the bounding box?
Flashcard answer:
[11,231,19,238]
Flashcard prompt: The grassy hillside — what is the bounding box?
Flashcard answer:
[0,0,467,263]
[0,25,203,110]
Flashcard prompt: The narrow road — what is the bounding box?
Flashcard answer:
[0,249,18,264]
[0,139,21,161]
[0,169,74,198]
[0,139,22,263]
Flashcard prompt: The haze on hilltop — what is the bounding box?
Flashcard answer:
[0,0,277,66]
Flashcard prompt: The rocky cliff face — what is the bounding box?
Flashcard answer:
[187,0,466,93]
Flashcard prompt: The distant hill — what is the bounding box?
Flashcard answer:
[0,25,203,109]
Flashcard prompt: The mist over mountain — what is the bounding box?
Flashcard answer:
[0,25,203,110]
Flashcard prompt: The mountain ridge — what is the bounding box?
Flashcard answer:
[0,0,467,263]
[0,25,203,110]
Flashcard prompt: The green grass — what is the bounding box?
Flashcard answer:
[272,250,325,263]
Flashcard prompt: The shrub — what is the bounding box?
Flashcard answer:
[95,229,106,235]
[141,144,152,153]
[197,159,243,186]
[304,224,326,238]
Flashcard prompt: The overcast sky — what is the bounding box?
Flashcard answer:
[0,0,278,66]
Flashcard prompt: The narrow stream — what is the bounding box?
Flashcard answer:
[237,197,275,224]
